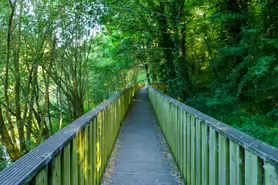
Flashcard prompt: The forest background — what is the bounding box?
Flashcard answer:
[0,0,277,171]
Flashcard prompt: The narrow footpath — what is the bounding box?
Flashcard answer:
[102,87,183,185]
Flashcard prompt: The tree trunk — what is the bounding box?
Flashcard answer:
[5,0,18,149]
[15,0,26,153]
[0,105,21,161]
[145,63,151,84]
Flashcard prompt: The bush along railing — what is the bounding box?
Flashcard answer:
[150,82,168,93]
[0,83,145,185]
[149,85,278,185]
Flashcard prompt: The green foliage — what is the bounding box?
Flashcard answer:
[0,0,277,173]
[232,116,278,148]
[0,0,143,170]
[100,0,278,147]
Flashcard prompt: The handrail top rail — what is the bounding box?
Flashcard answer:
[149,85,278,167]
[0,83,141,185]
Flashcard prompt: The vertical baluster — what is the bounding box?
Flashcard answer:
[78,129,85,185]
[176,106,179,164]
[186,112,191,183]
[229,141,243,185]
[96,114,101,184]
[182,110,187,180]
[35,168,48,185]
[89,121,94,185]
[196,119,201,185]
[180,109,184,173]
[93,118,97,185]
[103,108,107,169]
[201,122,209,185]
[99,110,103,178]
[52,154,61,185]
[84,125,89,185]
[190,115,196,185]
[209,128,218,185]
[72,134,79,185]
[264,162,278,185]
[245,150,262,185]
[219,134,229,185]
[101,109,105,176]
[62,143,70,185]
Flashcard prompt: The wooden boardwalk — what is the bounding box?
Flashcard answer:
[105,87,181,185]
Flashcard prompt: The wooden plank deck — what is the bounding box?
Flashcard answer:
[103,87,181,185]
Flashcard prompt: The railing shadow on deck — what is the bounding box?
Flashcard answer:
[149,84,278,185]
[0,83,145,185]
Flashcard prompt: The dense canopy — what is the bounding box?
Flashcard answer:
[0,0,277,171]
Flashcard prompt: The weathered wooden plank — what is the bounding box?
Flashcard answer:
[62,143,70,185]
[195,119,201,185]
[107,107,110,161]
[93,118,97,185]
[174,106,178,162]
[96,114,101,185]
[78,130,85,185]
[162,97,166,130]
[88,121,93,185]
[108,105,112,154]
[166,102,170,142]
[219,134,229,185]
[72,135,79,185]
[229,141,243,185]
[103,109,107,169]
[182,110,187,180]
[101,110,105,176]
[172,105,175,153]
[121,95,124,121]
[176,106,179,163]
[111,103,115,143]
[186,112,191,183]
[84,125,89,185]
[264,162,278,185]
[173,105,177,160]
[191,115,196,185]
[209,128,218,185]
[245,150,261,185]
[169,104,174,152]
[178,107,182,167]
[165,102,169,145]
[51,154,61,185]
[35,168,47,185]
[106,108,110,163]
[178,108,183,174]
[201,123,208,185]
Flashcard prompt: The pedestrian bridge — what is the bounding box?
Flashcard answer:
[0,83,277,185]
